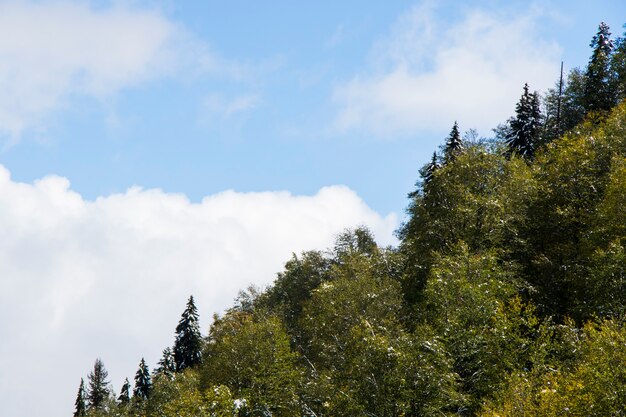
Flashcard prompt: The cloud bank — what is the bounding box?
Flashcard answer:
[0,166,397,417]
[333,4,562,137]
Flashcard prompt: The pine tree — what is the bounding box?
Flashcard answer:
[420,151,440,187]
[443,122,463,162]
[173,295,203,371]
[87,358,110,411]
[73,378,87,417]
[133,358,152,400]
[117,378,130,405]
[154,347,176,379]
[584,22,616,113]
[506,83,542,159]
[530,90,542,143]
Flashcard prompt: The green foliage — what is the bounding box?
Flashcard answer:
[133,358,152,401]
[153,347,175,380]
[174,296,203,372]
[423,245,538,411]
[443,121,464,162]
[592,156,626,246]
[585,22,616,113]
[520,104,626,319]
[258,249,331,338]
[73,23,626,417]
[559,67,588,133]
[117,378,130,405]
[612,24,626,100]
[399,144,535,306]
[482,319,626,417]
[147,370,236,417]
[420,151,440,186]
[74,378,87,417]
[201,313,303,416]
[505,83,543,159]
[301,253,404,366]
[87,359,111,412]
[299,247,463,416]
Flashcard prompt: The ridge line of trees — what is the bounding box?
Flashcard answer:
[72,21,626,417]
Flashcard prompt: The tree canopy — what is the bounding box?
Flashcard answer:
[73,20,626,417]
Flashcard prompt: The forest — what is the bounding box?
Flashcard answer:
[73,22,626,416]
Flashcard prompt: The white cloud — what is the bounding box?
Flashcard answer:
[333,4,562,137]
[0,1,236,143]
[0,165,397,417]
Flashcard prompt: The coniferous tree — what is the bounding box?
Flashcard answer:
[443,122,463,162]
[133,358,152,400]
[117,378,130,405]
[154,347,176,379]
[584,22,616,113]
[611,24,626,100]
[561,68,588,131]
[506,83,542,159]
[73,378,87,417]
[420,151,440,187]
[173,295,203,371]
[87,358,110,411]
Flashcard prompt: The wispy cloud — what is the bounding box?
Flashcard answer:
[0,1,242,144]
[326,24,345,48]
[333,3,562,137]
[0,165,396,417]
[201,93,262,120]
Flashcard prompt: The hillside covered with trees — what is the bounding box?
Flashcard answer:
[73,22,626,417]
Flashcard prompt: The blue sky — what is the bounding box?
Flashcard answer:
[2,0,623,216]
[0,1,624,417]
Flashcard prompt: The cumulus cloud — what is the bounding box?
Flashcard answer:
[333,3,562,137]
[0,165,396,417]
[0,1,242,143]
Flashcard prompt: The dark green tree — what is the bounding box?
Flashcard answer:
[257,250,331,341]
[506,83,543,159]
[87,358,110,411]
[584,22,616,113]
[420,151,440,187]
[333,226,378,259]
[555,67,588,134]
[117,378,130,405]
[611,24,626,101]
[133,358,152,400]
[153,347,176,379]
[73,378,86,417]
[173,295,203,371]
[543,67,575,143]
[443,121,463,162]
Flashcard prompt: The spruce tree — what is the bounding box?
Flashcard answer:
[420,151,440,186]
[117,378,130,405]
[611,24,626,101]
[506,83,542,159]
[173,295,203,371]
[443,122,463,162]
[73,378,86,417]
[584,22,616,113]
[87,358,110,411]
[154,347,176,379]
[133,358,152,400]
